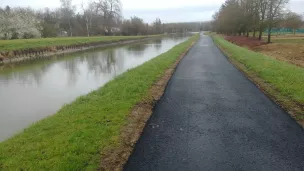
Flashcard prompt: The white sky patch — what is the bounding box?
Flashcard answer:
[121,0,223,10]
[0,0,302,22]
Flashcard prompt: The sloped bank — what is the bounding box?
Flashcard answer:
[211,34,304,126]
[0,35,162,64]
[0,34,199,170]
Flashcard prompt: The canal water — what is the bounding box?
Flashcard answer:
[0,34,190,141]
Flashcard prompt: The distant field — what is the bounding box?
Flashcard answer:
[221,33,304,67]
[262,33,304,43]
[269,38,304,43]
[248,32,304,40]
[0,35,161,51]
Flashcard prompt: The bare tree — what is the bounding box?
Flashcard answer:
[95,0,122,35]
[60,0,75,36]
[257,0,269,40]
[265,0,289,43]
[153,18,162,34]
[212,0,290,43]
[284,12,303,34]
[81,1,94,37]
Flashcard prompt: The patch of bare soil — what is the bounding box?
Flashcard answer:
[224,36,304,67]
[254,43,304,67]
[99,42,196,171]
[225,36,267,49]
[269,34,304,39]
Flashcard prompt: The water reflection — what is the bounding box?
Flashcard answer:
[0,34,190,141]
[152,39,162,50]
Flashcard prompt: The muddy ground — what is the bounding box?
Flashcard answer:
[225,36,304,67]
[254,43,304,67]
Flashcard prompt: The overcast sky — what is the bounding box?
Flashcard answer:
[1,0,303,23]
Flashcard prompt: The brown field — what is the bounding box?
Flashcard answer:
[225,36,266,48]
[225,35,304,67]
[254,43,304,67]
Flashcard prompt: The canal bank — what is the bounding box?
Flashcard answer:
[0,35,163,64]
[0,35,190,142]
[0,34,199,170]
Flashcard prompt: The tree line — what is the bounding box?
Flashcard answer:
[212,0,304,43]
[0,0,168,39]
[0,0,206,40]
[0,0,124,39]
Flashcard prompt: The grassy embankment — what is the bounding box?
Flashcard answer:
[218,33,304,67]
[0,35,164,52]
[0,34,199,170]
[212,35,304,123]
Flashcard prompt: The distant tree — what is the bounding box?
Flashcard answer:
[284,12,303,34]
[81,1,94,37]
[130,16,145,35]
[95,0,122,35]
[0,6,10,39]
[121,19,131,35]
[153,18,162,34]
[38,8,61,37]
[121,16,145,35]
[211,0,290,43]
[60,0,75,36]
[265,0,289,43]
[0,7,41,39]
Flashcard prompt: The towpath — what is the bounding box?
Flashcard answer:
[124,34,304,171]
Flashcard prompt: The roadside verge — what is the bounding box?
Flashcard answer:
[211,35,304,126]
[0,34,199,171]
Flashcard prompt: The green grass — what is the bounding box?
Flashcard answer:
[0,35,163,51]
[0,34,199,170]
[212,35,304,115]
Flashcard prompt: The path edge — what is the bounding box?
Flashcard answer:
[99,38,198,171]
[210,35,304,127]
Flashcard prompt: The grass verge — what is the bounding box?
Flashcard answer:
[0,35,163,52]
[0,34,199,170]
[211,35,304,125]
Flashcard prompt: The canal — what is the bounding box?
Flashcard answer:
[0,34,190,141]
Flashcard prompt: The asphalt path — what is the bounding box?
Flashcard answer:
[124,34,304,171]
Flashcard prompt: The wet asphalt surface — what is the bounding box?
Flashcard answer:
[124,34,304,171]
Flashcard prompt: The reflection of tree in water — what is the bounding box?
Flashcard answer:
[61,58,81,86]
[126,43,147,57]
[152,39,162,50]
[0,62,53,85]
[58,50,120,86]
[85,50,119,77]
[167,33,190,41]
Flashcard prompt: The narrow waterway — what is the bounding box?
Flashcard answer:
[0,34,190,141]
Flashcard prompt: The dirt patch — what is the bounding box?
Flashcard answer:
[99,42,196,171]
[254,43,304,67]
[214,39,304,127]
[225,36,304,67]
[225,36,267,49]
[268,34,304,39]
